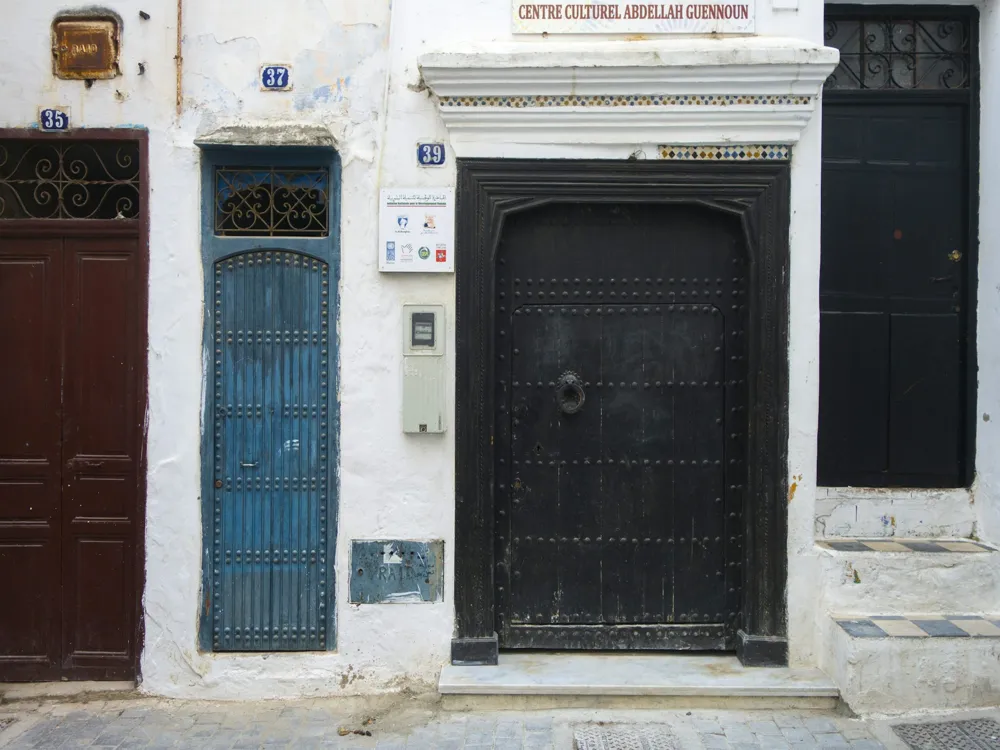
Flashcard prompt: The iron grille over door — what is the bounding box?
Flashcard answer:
[0,140,140,219]
[824,15,971,90]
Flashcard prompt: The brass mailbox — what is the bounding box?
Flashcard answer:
[52,19,119,80]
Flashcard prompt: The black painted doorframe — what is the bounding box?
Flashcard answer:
[451,159,792,667]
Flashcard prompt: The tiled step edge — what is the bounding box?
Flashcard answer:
[817,539,994,553]
[835,614,1000,639]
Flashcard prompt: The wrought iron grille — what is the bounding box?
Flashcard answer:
[0,140,140,219]
[215,167,329,237]
[824,17,971,90]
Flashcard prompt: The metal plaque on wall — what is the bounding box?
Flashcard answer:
[52,19,119,79]
[349,541,444,604]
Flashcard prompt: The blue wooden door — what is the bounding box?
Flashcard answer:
[209,250,330,651]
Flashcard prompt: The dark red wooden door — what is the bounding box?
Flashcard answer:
[0,237,64,679]
[0,233,143,681]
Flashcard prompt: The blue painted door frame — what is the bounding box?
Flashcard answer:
[197,146,340,652]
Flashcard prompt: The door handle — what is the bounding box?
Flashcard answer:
[66,457,107,470]
[556,371,586,415]
[240,461,258,468]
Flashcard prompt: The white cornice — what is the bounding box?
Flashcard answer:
[418,39,839,154]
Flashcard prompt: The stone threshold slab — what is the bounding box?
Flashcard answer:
[0,681,136,701]
[439,653,839,697]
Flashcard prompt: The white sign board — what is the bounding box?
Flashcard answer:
[379,188,455,273]
[512,1,754,34]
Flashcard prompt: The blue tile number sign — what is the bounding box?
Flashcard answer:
[260,65,291,91]
[39,108,69,131]
[350,540,444,603]
[417,143,446,167]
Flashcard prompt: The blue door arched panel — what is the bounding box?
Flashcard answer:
[209,250,330,651]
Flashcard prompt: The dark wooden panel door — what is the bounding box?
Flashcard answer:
[494,203,747,651]
[819,102,968,487]
[61,238,142,677]
[0,234,143,680]
[0,238,64,680]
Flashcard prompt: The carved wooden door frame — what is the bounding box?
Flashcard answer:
[451,159,792,668]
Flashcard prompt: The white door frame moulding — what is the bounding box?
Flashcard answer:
[418,39,839,156]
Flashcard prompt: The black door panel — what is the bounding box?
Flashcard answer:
[494,203,747,650]
[819,101,968,487]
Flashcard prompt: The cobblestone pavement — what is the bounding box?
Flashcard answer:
[0,695,961,750]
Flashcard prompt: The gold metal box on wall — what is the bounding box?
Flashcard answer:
[52,19,119,80]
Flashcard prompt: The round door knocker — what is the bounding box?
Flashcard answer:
[556,371,586,415]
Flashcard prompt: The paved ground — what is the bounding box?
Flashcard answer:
[0,695,995,749]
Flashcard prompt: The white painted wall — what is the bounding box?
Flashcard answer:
[975,0,1000,543]
[2,0,996,706]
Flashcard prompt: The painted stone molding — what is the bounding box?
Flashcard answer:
[419,40,838,155]
[658,145,791,161]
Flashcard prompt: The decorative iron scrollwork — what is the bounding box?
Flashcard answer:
[824,17,970,90]
[0,140,140,219]
[215,167,329,237]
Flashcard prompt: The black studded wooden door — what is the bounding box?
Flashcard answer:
[494,203,748,651]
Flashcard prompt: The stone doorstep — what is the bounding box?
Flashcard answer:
[0,681,137,702]
[438,653,840,702]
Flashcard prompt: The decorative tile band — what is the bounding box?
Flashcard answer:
[438,94,812,109]
[819,539,995,553]
[658,145,791,161]
[837,616,1000,639]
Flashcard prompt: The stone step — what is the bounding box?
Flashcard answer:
[0,681,136,702]
[438,653,840,711]
[816,538,1000,616]
[821,614,1000,714]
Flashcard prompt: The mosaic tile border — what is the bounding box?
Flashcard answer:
[819,538,995,553]
[658,145,791,161]
[837,615,1000,639]
[438,94,812,108]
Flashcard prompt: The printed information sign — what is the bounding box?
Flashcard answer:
[512,0,755,33]
[379,188,455,273]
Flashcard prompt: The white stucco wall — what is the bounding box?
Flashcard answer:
[975,0,1000,542]
[2,0,996,704]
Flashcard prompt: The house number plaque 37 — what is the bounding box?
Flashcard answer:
[260,65,292,91]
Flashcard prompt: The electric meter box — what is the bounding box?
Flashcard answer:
[402,304,446,434]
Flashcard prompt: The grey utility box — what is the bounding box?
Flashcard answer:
[401,304,446,433]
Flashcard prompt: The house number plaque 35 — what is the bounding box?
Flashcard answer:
[39,107,70,131]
